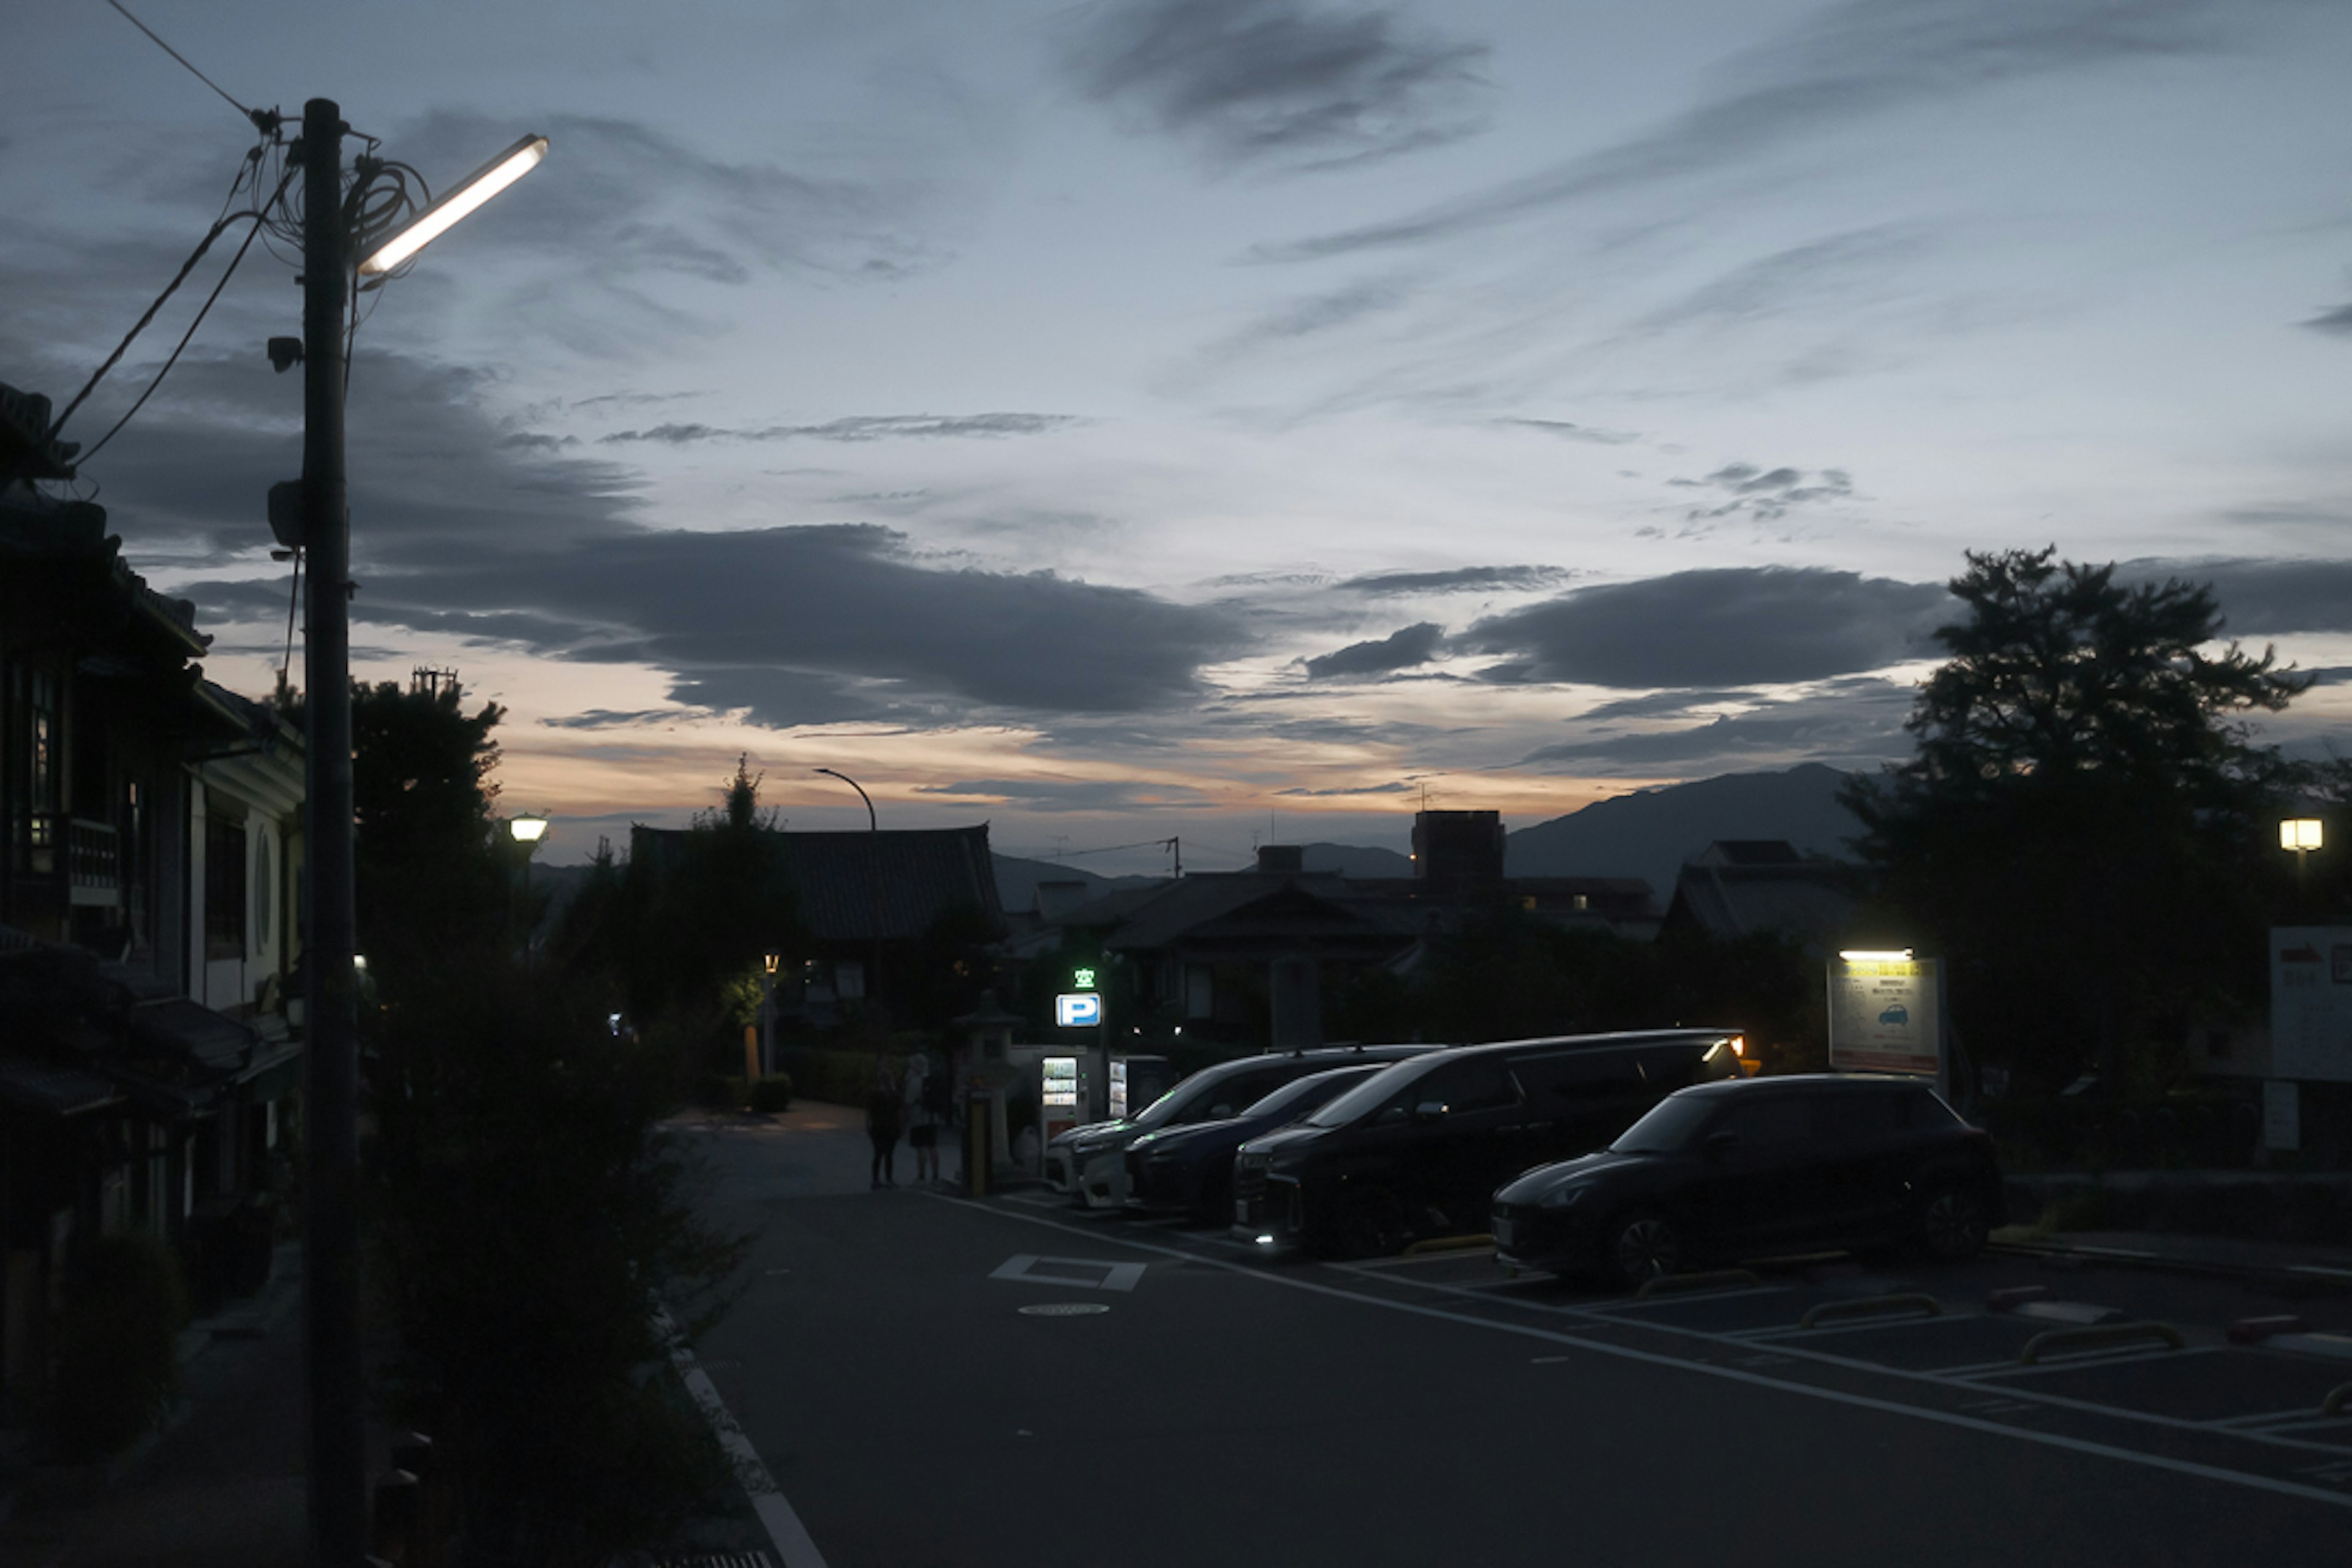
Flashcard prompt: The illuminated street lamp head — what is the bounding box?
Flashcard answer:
[358,133,549,276]
[763,952,782,976]
[2282,818,2323,853]
[509,812,549,845]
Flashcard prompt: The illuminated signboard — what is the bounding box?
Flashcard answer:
[1110,1059,1129,1118]
[1056,992,1102,1028]
[1042,1055,1079,1107]
[1828,954,1940,1079]
[1072,966,1097,989]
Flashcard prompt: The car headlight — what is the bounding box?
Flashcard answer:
[1535,1185,1588,1211]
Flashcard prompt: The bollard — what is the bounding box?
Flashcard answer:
[389,1433,445,1568]
[370,1469,422,1564]
[1798,1293,1942,1330]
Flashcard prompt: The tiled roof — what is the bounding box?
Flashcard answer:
[631,824,1004,943]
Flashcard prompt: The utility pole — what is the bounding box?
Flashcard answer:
[300,96,368,1567]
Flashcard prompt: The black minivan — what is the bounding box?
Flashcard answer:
[1232,1028,1747,1256]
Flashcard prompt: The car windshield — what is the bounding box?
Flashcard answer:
[1304,1057,1439,1128]
[1610,1092,1719,1154]
[1242,1065,1378,1120]
[1130,1069,1242,1131]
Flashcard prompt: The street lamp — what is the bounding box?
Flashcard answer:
[290,99,545,1566]
[814,768,883,1017]
[2282,818,2323,886]
[761,951,781,1079]
[510,812,549,964]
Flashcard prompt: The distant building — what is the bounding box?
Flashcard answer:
[1028,812,1669,1050]
[1664,840,1858,951]
[628,822,1003,1017]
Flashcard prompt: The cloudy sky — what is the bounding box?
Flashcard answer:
[9,1,2352,872]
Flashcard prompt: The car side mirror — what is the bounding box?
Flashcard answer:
[1704,1130,1739,1162]
[1413,1101,1447,1123]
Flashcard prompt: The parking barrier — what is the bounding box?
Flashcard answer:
[1402,1233,1493,1257]
[2323,1382,2351,1418]
[1798,1293,1942,1330]
[2017,1320,2185,1366]
[2226,1314,2307,1345]
[1634,1267,1763,1299]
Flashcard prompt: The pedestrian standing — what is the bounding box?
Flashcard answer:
[867,1060,903,1189]
[905,1051,944,1186]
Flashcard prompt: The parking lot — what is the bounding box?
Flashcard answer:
[685,1109,2352,1566]
[1001,1186,2352,1504]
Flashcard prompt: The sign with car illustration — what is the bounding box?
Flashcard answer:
[2269,926,2352,1082]
[1828,951,1941,1079]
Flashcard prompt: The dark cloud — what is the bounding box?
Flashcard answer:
[2117,558,2352,636]
[911,777,1211,810]
[1060,0,1491,173]
[2302,303,2352,334]
[1665,461,1853,522]
[539,709,684,729]
[19,328,1241,721]
[1257,0,2261,258]
[598,413,1080,445]
[1523,679,1915,775]
[1340,564,1570,595]
[1303,620,1444,678]
[1275,781,1415,797]
[1460,567,1946,688]
[1494,418,1639,445]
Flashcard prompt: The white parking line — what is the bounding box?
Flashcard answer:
[989,1254,1147,1292]
[657,1306,831,1567]
[940,1194,2352,1512]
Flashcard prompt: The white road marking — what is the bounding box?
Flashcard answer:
[938,1194,2352,1513]
[656,1306,831,1568]
[989,1254,1147,1292]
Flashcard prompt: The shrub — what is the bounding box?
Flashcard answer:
[51,1232,190,1460]
[749,1074,794,1114]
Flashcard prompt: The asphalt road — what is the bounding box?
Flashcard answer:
[682,1110,2352,1568]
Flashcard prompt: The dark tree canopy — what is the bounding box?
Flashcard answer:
[1899,548,2306,800]
[1845,548,2315,1096]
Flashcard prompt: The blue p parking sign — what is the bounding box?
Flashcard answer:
[1056,992,1102,1028]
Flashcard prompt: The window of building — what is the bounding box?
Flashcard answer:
[206,808,248,960]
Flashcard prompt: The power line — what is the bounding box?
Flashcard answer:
[74,168,293,464]
[104,0,266,128]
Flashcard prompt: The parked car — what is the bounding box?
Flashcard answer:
[1490,1073,2005,1287]
[1125,1063,1390,1223]
[1046,1044,1441,1209]
[1233,1029,1747,1257]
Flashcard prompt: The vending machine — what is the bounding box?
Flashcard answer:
[1109,1054,1173,1120]
[1040,1054,1085,1148]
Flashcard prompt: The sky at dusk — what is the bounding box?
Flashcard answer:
[8,1,2352,875]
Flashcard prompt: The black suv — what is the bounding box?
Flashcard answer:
[1124,1063,1388,1224]
[1490,1074,2005,1287]
[1233,1029,1747,1256]
[1046,1043,1440,1209]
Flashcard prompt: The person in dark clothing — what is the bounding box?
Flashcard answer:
[867,1064,903,1189]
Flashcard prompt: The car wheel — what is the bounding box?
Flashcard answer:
[1917,1185,1989,1264]
[1604,1211,1681,1289]
[1334,1188,1409,1258]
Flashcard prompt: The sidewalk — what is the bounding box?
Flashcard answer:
[0,1240,330,1568]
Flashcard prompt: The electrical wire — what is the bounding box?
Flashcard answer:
[104,0,263,128]
[71,163,298,466]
